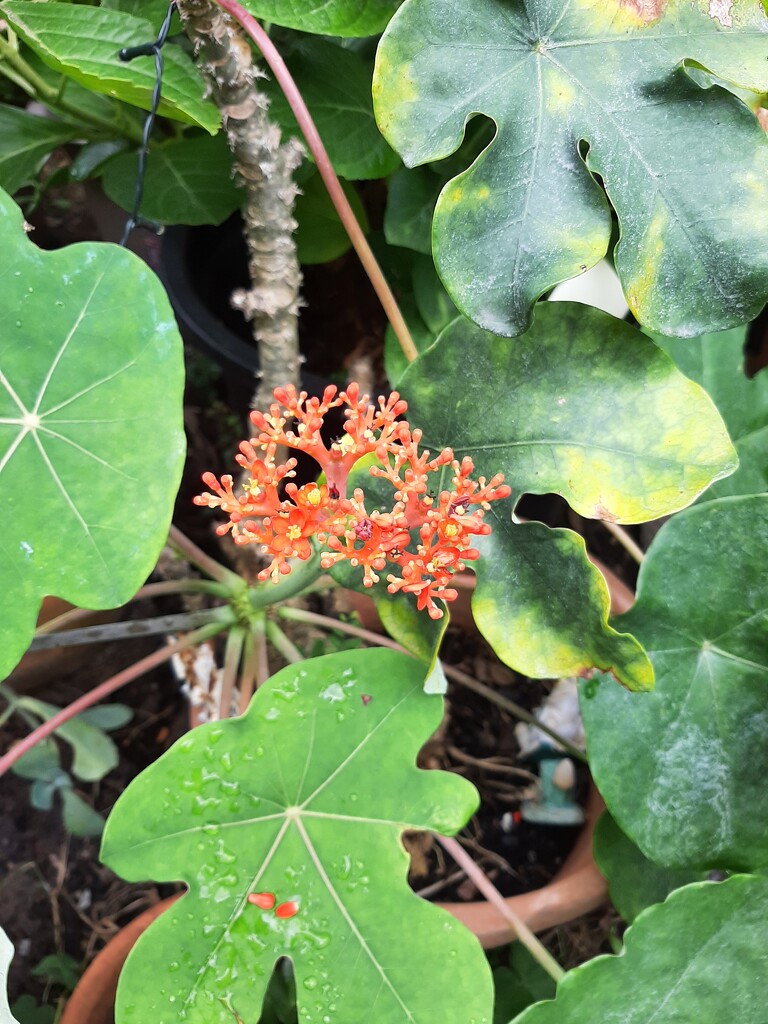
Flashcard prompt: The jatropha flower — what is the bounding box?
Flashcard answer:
[194,384,511,619]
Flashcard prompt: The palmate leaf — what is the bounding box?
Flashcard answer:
[514,876,768,1024]
[398,304,736,524]
[650,326,768,501]
[581,495,768,870]
[0,1,218,132]
[101,649,493,1024]
[472,519,653,691]
[0,187,185,680]
[374,0,768,337]
[593,811,707,923]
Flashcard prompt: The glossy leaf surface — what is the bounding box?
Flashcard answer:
[0,1,217,131]
[398,304,737,523]
[264,37,400,180]
[593,811,707,923]
[102,649,492,1024]
[651,326,768,500]
[516,876,768,1024]
[0,105,79,195]
[581,495,768,870]
[374,0,768,336]
[239,0,399,36]
[0,188,185,681]
[473,519,652,691]
[102,135,241,226]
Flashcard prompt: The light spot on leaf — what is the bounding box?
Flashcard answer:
[708,0,733,27]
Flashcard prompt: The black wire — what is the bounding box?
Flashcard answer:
[117,0,177,246]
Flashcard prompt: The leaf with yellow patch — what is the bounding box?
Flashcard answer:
[374,0,768,336]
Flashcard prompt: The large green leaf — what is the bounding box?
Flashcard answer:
[374,0,768,337]
[294,167,369,265]
[514,876,768,1024]
[0,187,185,681]
[15,697,120,782]
[102,135,241,226]
[581,495,768,870]
[0,1,218,132]
[102,649,493,1024]
[239,0,399,36]
[651,326,768,500]
[0,105,79,196]
[398,304,737,524]
[593,811,707,923]
[264,37,400,181]
[473,519,653,691]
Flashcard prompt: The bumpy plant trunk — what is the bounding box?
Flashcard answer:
[176,0,303,408]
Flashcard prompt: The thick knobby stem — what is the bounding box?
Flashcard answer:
[176,0,303,406]
[210,0,418,364]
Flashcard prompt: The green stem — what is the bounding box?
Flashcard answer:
[168,524,243,589]
[28,607,232,651]
[0,35,143,144]
[34,579,231,637]
[437,834,566,983]
[277,605,588,762]
[265,619,303,664]
[219,627,245,720]
[248,549,325,609]
[0,621,228,779]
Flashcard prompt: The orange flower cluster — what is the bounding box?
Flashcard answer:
[194,384,511,618]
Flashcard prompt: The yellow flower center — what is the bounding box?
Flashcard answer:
[287,525,302,541]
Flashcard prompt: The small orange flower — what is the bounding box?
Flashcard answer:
[194,384,511,611]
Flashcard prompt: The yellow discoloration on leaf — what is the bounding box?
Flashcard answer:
[626,207,667,318]
[372,56,419,131]
[476,185,491,200]
[545,71,577,112]
[574,0,666,32]
[446,186,464,204]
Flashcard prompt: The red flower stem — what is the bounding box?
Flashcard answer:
[168,525,242,587]
[212,0,419,365]
[0,621,228,779]
[437,834,565,983]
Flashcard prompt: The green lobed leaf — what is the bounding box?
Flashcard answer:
[593,810,707,923]
[0,1,218,132]
[384,166,438,255]
[0,929,21,1024]
[581,495,768,870]
[398,303,737,524]
[102,649,493,1024]
[649,326,768,501]
[238,0,400,36]
[514,876,768,1024]
[0,105,79,196]
[102,135,241,226]
[473,518,653,691]
[0,187,185,681]
[263,37,400,181]
[374,0,768,337]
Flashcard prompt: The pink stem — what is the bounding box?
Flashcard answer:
[0,621,226,779]
[212,0,418,365]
